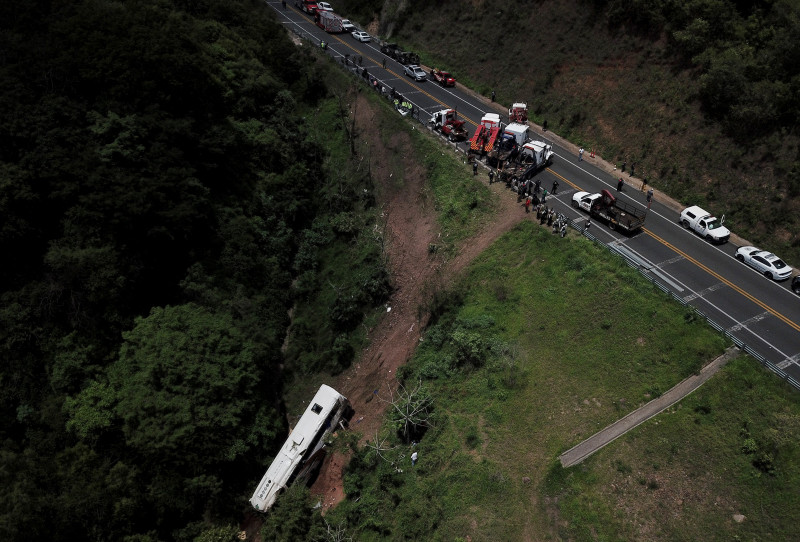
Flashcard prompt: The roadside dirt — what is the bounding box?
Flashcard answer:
[310,91,529,510]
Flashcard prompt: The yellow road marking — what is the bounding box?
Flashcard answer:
[643,229,800,332]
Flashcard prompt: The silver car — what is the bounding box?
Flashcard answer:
[351,31,370,42]
[404,64,427,81]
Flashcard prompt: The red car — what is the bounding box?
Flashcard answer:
[430,68,456,87]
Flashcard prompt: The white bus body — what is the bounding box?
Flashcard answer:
[250,385,350,512]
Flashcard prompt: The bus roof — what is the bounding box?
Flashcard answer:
[249,385,346,511]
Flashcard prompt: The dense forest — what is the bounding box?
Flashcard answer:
[0,1,387,540]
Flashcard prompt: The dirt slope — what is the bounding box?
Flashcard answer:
[311,92,527,509]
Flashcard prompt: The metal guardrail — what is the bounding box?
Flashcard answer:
[582,230,800,392]
[301,25,800,393]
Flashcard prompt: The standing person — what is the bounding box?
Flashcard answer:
[621,161,626,173]
[542,188,548,203]
[579,147,584,161]
[647,188,654,209]
[491,90,496,102]
[534,178,541,194]
[472,161,478,176]
[641,177,647,192]
[552,179,559,195]
[411,451,418,466]
[488,169,494,184]
[584,218,592,232]
[525,196,531,213]
[631,163,636,177]
[282,0,286,8]
[382,57,386,69]
[617,178,624,192]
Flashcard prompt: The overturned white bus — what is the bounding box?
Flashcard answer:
[250,384,351,512]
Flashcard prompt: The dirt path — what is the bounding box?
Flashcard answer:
[559,346,742,468]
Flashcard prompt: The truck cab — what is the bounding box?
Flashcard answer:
[429,109,467,141]
[296,0,318,13]
[680,206,730,244]
[508,102,528,123]
[430,69,456,87]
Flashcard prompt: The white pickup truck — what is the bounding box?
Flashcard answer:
[679,206,730,244]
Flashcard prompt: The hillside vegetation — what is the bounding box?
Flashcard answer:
[340,0,800,262]
[0,1,389,540]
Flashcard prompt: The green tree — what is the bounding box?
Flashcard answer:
[110,304,279,466]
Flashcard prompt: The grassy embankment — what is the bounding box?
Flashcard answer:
[326,221,800,540]
[282,56,496,406]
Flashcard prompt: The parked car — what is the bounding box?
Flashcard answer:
[793,275,800,295]
[341,19,356,32]
[404,64,427,81]
[735,246,792,281]
[351,30,370,42]
[316,1,333,11]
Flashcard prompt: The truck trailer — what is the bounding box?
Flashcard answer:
[572,189,646,233]
[315,10,344,33]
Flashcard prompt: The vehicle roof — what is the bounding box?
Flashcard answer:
[522,141,550,151]
[683,205,709,216]
[505,123,528,133]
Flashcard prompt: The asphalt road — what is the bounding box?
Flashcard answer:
[267,2,800,381]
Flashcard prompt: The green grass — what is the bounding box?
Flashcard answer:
[325,222,800,540]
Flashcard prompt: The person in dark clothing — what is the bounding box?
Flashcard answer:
[473,161,478,176]
[534,179,541,193]
[491,90,496,102]
[617,178,624,191]
[552,179,559,195]
[488,169,494,184]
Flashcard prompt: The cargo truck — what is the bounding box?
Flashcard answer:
[572,190,646,233]
[315,10,344,32]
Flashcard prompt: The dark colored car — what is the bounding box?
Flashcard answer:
[793,275,800,295]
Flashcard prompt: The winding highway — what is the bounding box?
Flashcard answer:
[267,1,800,382]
